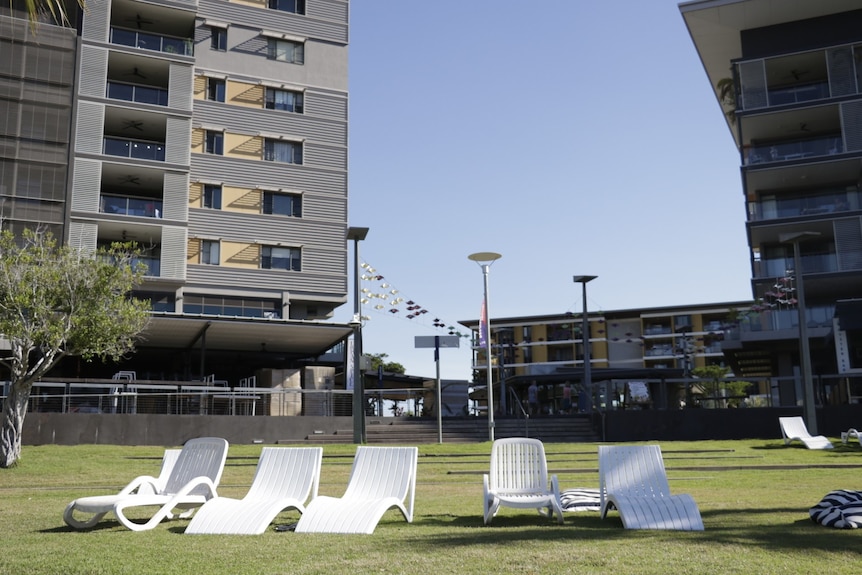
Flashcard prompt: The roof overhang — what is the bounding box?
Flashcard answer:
[679,0,862,147]
[138,314,354,359]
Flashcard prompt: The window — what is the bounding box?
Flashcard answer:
[206,78,225,102]
[268,0,305,14]
[267,39,304,64]
[265,88,303,113]
[204,130,223,155]
[210,27,227,51]
[261,245,300,271]
[263,139,302,164]
[263,191,301,217]
[203,184,222,209]
[201,240,220,265]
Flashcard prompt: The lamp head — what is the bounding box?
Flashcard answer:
[573,275,598,284]
[468,252,502,265]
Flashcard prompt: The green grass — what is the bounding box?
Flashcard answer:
[2,439,862,574]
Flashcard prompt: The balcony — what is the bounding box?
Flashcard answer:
[767,81,831,107]
[133,255,161,277]
[745,135,842,166]
[107,81,168,106]
[103,137,166,162]
[754,253,839,279]
[110,27,193,56]
[749,189,859,222]
[725,305,835,338]
[101,195,163,218]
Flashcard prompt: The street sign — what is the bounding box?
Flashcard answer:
[414,335,460,349]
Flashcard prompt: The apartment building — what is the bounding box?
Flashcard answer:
[0,0,352,382]
[681,0,862,386]
[460,301,754,413]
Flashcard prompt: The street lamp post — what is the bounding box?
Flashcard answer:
[347,226,369,444]
[468,252,502,442]
[573,275,597,412]
[780,231,820,434]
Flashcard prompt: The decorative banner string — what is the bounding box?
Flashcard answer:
[359,260,469,339]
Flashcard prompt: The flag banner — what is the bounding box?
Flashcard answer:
[479,300,488,347]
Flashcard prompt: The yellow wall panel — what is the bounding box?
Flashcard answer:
[191,128,204,154]
[187,238,201,264]
[229,81,264,108]
[222,241,259,269]
[226,134,262,159]
[193,75,206,100]
[232,0,266,7]
[223,186,261,214]
[189,182,203,206]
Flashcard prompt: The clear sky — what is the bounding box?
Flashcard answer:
[333,0,752,382]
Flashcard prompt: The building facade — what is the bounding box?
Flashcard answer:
[681,0,862,389]
[0,0,352,383]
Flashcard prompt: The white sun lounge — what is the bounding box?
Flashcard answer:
[185,446,323,535]
[483,437,563,525]
[779,416,833,450]
[295,446,418,534]
[64,437,228,531]
[841,428,862,445]
[135,449,181,495]
[598,444,704,531]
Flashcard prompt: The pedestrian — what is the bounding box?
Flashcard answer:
[562,382,572,414]
[528,381,539,416]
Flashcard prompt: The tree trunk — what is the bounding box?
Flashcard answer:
[0,382,31,468]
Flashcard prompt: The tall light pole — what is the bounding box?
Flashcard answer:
[348,226,369,444]
[573,275,597,412]
[469,252,502,442]
[780,231,820,434]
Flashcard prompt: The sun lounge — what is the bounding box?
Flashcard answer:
[779,416,833,449]
[841,428,862,445]
[483,437,563,525]
[294,446,418,534]
[185,446,323,535]
[598,444,704,531]
[63,437,228,531]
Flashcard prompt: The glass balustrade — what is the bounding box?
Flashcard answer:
[766,81,830,107]
[755,253,839,278]
[745,135,843,165]
[749,190,859,221]
[110,27,193,56]
[106,82,168,106]
[103,137,166,161]
[101,195,163,218]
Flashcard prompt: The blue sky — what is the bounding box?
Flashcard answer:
[333,0,752,381]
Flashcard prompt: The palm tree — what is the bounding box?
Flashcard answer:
[17,0,83,27]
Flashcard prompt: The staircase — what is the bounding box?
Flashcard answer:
[304,416,599,444]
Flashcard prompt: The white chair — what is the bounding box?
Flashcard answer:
[841,428,861,445]
[483,437,563,525]
[779,416,833,450]
[185,447,323,535]
[295,446,418,534]
[136,449,182,496]
[64,437,228,531]
[598,444,704,531]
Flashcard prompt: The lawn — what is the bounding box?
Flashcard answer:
[1,438,861,575]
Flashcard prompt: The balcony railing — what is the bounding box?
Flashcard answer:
[106,81,168,106]
[755,253,839,278]
[749,190,859,221]
[745,135,843,165]
[724,305,835,338]
[103,137,166,161]
[134,256,161,277]
[101,195,163,218]
[767,81,830,107]
[110,27,193,56]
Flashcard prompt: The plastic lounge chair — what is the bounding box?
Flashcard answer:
[598,444,704,531]
[136,449,181,496]
[185,446,323,535]
[841,428,862,445]
[63,437,228,531]
[483,437,563,525]
[779,416,833,449]
[294,446,418,534]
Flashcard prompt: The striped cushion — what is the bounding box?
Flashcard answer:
[810,490,862,529]
[560,488,601,512]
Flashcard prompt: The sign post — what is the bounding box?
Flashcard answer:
[415,335,460,443]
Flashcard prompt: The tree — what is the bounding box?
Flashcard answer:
[0,229,150,468]
[366,353,406,375]
[14,0,83,27]
[690,365,751,408]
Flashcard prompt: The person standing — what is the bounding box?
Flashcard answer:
[528,381,539,416]
[562,383,573,414]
